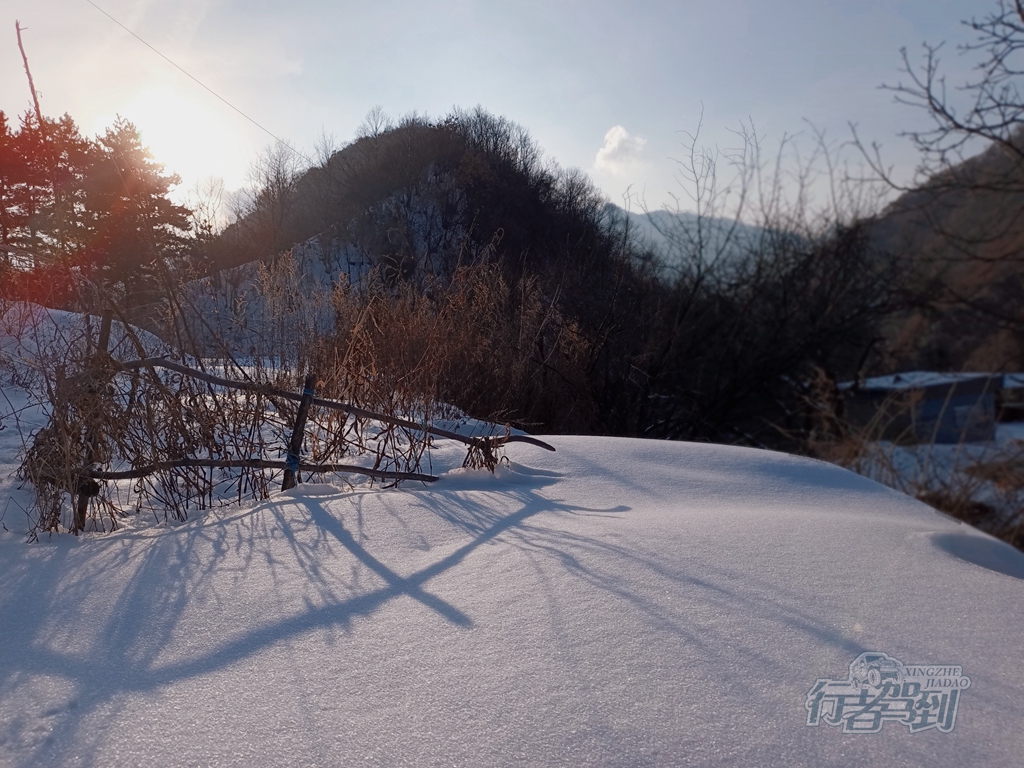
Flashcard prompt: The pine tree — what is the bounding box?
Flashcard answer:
[0,111,20,251]
[82,116,191,305]
[44,113,93,261]
[1,112,192,308]
[0,111,93,264]
[6,111,50,261]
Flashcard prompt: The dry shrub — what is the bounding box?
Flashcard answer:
[964,457,1024,490]
[319,263,595,434]
[19,331,276,536]
[15,249,588,536]
[16,288,456,537]
[21,358,119,533]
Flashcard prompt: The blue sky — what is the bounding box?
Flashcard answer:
[0,0,983,213]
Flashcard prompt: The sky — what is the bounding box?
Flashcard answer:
[0,0,985,215]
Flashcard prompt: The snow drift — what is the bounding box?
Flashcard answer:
[1,434,1022,766]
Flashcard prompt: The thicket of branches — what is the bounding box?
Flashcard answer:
[8,285,516,538]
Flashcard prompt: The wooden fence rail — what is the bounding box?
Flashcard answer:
[40,310,557,535]
[66,354,555,512]
[116,357,557,453]
[83,459,438,484]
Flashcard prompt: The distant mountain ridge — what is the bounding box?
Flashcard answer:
[604,204,769,270]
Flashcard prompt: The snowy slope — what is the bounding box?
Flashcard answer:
[1,432,1022,767]
[0,302,168,369]
[177,236,373,359]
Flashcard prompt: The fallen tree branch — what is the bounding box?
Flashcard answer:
[57,458,438,484]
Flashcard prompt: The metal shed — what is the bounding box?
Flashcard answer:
[842,372,1001,444]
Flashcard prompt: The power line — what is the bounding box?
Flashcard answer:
[85,0,310,165]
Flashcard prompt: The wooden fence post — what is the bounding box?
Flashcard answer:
[73,307,113,534]
[282,373,317,491]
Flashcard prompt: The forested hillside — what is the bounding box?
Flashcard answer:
[182,109,891,443]
[868,132,1024,373]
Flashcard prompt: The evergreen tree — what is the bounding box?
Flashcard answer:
[82,116,190,304]
[5,111,50,260]
[44,113,94,260]
[0,112,20,251]
[0,111,94,264]
[0,111,192,307]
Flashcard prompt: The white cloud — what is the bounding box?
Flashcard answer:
[595,125,646,174]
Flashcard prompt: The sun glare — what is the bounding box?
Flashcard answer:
[94,86,247,197]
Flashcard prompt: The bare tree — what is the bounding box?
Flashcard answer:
[878,1,1024,182]
[230,142,302,262]
[356,105,394,140]
[619,119,897,445]
[850,1,1024,372]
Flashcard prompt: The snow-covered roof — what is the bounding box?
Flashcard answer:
[840,371,1006,391]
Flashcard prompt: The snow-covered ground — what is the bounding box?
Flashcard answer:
[839,421,1024,534]
[0,303,1021,766]
[1,418,1023,765]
